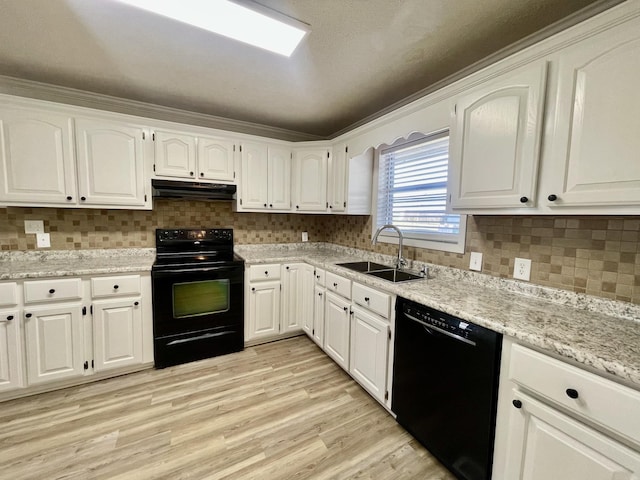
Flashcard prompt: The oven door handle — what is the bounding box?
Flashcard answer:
[153,266,240,276]
[403,312,476,346]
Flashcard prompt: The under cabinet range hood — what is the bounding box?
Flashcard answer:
[152,179,236,201]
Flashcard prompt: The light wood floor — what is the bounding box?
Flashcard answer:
[0,336,455,480]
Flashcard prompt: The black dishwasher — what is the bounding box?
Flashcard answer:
[392,297,502,480]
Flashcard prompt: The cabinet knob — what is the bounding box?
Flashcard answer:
[49,288,55,294]
[80,196,86,201]
[566,388,579,399]
[264,271,269,276]
[6,315,13,321]
[519,196,528,203]
[329,205,333,209]
[134,301,139,306]
[66,196,72,201]
[364,297,370,302]
[190,171,194,176]
[343,306,348,311]
[251,287,256,292]
[333,282,338,287]
[318,292,323,297]
[286,266,290,270]
[200,172,204,177]
[264,203,267,207]
[25,313,32,318]
[548,194,558,202]
[512,399,522,409]
[296,205,299,209]
[113,285,119,290]
[316,275,320,280]
[269,204,273,208]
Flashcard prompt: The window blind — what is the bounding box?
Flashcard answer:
[377,134,460,239]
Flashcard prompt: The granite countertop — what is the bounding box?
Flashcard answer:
[0,249,155,279]
[236,243,640,389]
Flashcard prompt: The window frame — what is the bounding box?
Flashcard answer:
[371,130,467,254]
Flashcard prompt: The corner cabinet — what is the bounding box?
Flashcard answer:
[329,143,373,215]
[448,61,548,210]
[542,18,640,209]
[291,147,328,212]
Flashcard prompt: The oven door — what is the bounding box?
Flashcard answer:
[152,264,244,340]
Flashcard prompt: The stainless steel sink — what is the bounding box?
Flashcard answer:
[336,261,390,272]
[366,269,423,283]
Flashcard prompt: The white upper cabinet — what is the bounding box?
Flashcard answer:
[0,107,77,205]
[448,61,548,210]
[238,141,291,211]
[75,118,148,208]
[154,130,235,183]
[153,129,197,179]
[292,147,328,212]
[328,143,348,212]
[543,19,640,209]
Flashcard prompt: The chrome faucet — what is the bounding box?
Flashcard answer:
[372,224,407,270]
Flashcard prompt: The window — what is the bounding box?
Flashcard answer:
[373,131,466,253]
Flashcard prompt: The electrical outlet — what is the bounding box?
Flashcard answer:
[469,252,483,271]
[24,220,44,234]
[513,257,532,281]
[301,231,308,242]
[36,233,51,248]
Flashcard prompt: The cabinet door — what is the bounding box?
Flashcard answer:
[312,285,325,348]
[545,22,640,208]
[449,62,547,210]
[324,291,350,370]
[198,136,235,182]
[267,145,291,210]
[153,130,196,179]
[282,263,303,334]
[0,310,23,393]
[24,304,84,385]
[93,298,142,372]
[328,143,348,212]
[300,265,315,336]
[0,108,76,205]
[247,280,280,340]
[500,391,640,480]
[75,118,147,207]
[349,306,389,402]
[292,148,328,212]
[240,142,269,209]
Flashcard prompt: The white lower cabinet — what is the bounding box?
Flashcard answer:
[247,280,281,340]
[323,291,351,370]
[0,309,23,393]
[282,263,313,335]
[92,298,143,372]
[493,339,640,479]
[24,303,84,385]
[349,305,389,403]
[312,284,325,347]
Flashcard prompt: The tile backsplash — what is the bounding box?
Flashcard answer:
[1,202,639,305]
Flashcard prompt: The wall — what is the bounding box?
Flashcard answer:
[1,203,638,305]
[0,200,327,250]
[325,214,640,305]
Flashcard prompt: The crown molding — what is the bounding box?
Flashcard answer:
[0,75,324,142]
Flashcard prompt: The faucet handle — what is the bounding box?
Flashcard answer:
[397,257,408,270]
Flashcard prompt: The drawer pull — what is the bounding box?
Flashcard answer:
[25,313,32,318]
[519,196,528,203]
[364,296,370,302]
[264,271,269,276]
[512,399,522,409]
[66,196,72,201]
[548,194,558,202]
[566,388,579,399]
[113,285,119,290]
[6,315,13,321]
[49,288,55,294]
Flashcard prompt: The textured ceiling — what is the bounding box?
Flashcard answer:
[0,0,611,138]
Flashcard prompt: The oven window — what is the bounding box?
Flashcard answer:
[173,279,230,318]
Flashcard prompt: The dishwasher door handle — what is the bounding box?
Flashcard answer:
[404,312,476,346]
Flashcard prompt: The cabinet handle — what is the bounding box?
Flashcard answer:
[566,388,579,399]
[548,194,558,202]
[519,196,528,203]
[134,301,139,306]
[80,196,86,201]
[25,313,32,318]
[6,315,13,321]
[343,306,348,311]
[113,285,119,290]
[512,399,522,409]
[364,297,370,302]
[49,288,55,294]
[66,196,72,201]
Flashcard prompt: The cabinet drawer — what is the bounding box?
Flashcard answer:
[24,278,82,303]
[352,282,390,319]
[509,343,640,445]
[0,282,18,307]
[314,268,325,287]
[248,264,281,281]
[325,272,351,300]
[91,275,141,298]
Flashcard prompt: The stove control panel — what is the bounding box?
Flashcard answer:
[156,229,233,244]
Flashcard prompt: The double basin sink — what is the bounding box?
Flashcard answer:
[336,261,423,283]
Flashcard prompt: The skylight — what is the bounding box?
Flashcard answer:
[116,0,308,57]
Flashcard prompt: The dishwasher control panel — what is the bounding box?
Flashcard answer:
[400,301,484,344]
